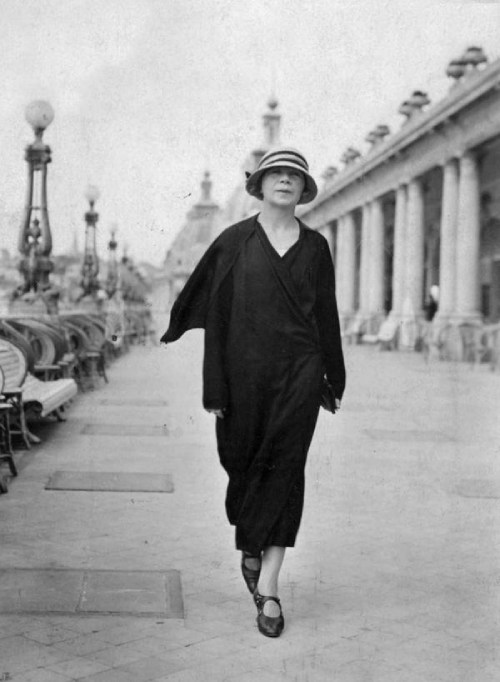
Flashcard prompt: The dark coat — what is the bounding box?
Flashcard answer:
[161,215,345,553]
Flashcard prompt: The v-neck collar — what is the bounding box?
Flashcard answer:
[255,216,303,260]
[254,217,319,338]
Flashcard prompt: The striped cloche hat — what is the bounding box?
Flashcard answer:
[245,146,318,205]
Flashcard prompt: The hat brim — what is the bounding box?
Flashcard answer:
[245,163,318,205]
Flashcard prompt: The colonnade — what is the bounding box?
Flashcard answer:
[331,149,482,325]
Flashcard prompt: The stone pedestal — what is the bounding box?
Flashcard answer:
[9,295,50,316]
[76,297,104,313]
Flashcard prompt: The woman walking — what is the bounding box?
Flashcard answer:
[161,146,345,637]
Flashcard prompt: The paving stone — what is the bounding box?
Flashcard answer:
[51,632,112,657]
[81,424,170,436]
[8,669,72,682]
[76,669,137,682]
[453,478,500,499]
[364,428,453,442]
[45,655,111,679]
[96,623,160,645]
[80,570,183,617]
[0,569,183,617]
[23,624,81,645]
[45,471,174,493]
[113,656,182,682]
[0,644,73,675]
[98,399,168,406]
[227,670,290,682]
[0,570,82,613]
[88,641,155,667]
[44,615,128,635]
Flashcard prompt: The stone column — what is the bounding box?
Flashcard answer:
[335,215,345,308]
[404,178,425,315]
[390,184,407,318]
[336,213,356,316]
[368,197,385,315]
[359,202,372,314]
[455,150,481,319]
[342,212,356,315]
[436,159,459,319]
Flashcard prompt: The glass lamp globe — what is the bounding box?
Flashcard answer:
[25,100,55,131]
[85,185,100,205]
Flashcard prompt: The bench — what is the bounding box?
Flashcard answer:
[483,323,500,371]
[0,338,78,448]
[342,316,365,345]
[342,314,381,345]
[377,318,400,351]
[59,316,108,390]
[6,317,77,380]
[0,366,17,493]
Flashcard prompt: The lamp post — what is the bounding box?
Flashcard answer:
[105,226,119,298]
[15,100,59,312]
[80,185,101,298]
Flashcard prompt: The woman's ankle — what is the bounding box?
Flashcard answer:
[256,581,278,597]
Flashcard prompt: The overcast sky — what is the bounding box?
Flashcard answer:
[0,0,499,265]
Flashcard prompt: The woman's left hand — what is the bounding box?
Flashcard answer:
[334,399,341,411]
[206,408,224,419]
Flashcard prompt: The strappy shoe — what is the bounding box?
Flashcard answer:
[253,591,285,638]
[241,551,261,595]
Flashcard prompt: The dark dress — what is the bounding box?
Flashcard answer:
[161,215,345,555]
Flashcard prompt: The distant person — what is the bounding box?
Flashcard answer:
[425,285,439,321]
[161,146,346,638]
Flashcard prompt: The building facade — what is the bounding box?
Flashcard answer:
[298,47,500,338]
[163,97,283,303]
[164,171,222,303]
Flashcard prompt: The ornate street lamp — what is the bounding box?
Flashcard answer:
[105,226,119,298]
[15,100,59,312]
[80,185,101,297]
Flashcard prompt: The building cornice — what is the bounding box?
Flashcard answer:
[300,57,500,217]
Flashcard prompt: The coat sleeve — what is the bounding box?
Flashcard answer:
[160,219,254,344]
[160,238,221,344]
[313,239,346,401]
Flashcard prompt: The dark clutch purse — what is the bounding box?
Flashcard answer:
[320,377,337,414]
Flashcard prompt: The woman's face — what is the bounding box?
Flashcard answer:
[261,166,305,207]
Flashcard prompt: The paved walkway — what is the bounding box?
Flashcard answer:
[1,326,500,681]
